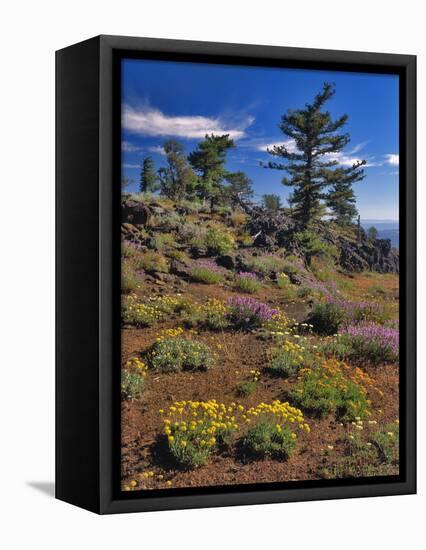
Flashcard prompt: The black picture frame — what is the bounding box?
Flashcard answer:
[56,35,416,514]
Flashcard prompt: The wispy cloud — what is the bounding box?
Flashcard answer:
[253,139,376,168]
[385,154,399,166]
[122,141,143,153]
[256,139,298,153]
[123,163,140,169]
[122,105,254,140]
[147,145,166,156]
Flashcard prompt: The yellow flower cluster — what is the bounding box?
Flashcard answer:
[122,293,193,326]
[125,357,148,377]
[250,369,260,382]
[243,400,310,434]
[155,327,184,341]
[159,399,310,467]
[261,310,295,338]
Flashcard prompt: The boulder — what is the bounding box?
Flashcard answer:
[121,199,152,225]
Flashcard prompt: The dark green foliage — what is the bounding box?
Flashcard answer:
[262,193,282,211]
[139,156,159,193]
[326,177,359,225]
[240,421,297,460]
[188,134,234,209]
[121,370,145,400]
[293,230,339,267]
[307,302,346,335]
[236,380,257,397]
[148,337,215,373]
[224,171,254,206]
[367,226,379,240]
[159,140,197,201]
[265,83,365,229]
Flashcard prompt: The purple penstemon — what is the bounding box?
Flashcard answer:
[191,259,225,274]
[339,322,399,356]
[227,296,279,326]
[236,271,258,280]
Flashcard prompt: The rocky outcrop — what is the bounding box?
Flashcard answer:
[121,199,152,225]
[339,237,399,273]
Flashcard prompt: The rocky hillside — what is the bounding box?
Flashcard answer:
[121,196,399,277]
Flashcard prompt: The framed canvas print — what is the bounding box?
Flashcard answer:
[56,35,416,514]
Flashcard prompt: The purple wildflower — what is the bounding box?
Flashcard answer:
[236,271,258,280]
[227,296,279,328]
[339,322,399,357]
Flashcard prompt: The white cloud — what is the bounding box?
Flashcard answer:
[123,163,140,169]
[121,141,142,153]
[256,139,297,153]
[147,145,166,156]
[385,154,399,166]
[122,105,253,140]
[349,141,370,154]
[325,152,373,167]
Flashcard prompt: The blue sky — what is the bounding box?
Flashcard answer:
[121,58,399,221]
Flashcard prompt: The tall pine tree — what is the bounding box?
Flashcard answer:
[188,134,234,209]
[158,140,197,201]
[139,156,159,193]
[265,83,365,229]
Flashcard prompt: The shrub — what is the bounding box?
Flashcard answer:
[122,241,138,258]
[166,249,190,264]
[236,380,257,397]
[234,272,261,294]
[243,255,288,276]
[190,259,225,284]
[121,262,141,294]
[132,251,168,273]
[121,369,146,400]
[289,359,376,421]
[266,340,306,378]
[240,421,297,460]
[258,311,294,341]
[297,286,314,299]
[237,231,254,247]
[227,297,279,329]
[122,294,194,327]
[327,297,388,325]
[160,400,240,468]
[230,210,247,227]
[293,230,339,266]
[148,337,215,373]
[368,284,388,299]
[307,301,347,335]
[338,323,399,363]
[204,226,235,255]
[239,401,309,460]
[177,222,207,246]
[317,337,354,360]
[183,298,230,331]
[236,369,260,397]
[151,233,177,251]
[325,421,400,479]
[276,272,298,300]
[371,422,399,463]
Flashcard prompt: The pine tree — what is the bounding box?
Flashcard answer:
[265,83,365,229]
[326,171,362,225]
[262,194,282,211]
[158,140,197,201]
[223,171,253,206]
[139,156,159,193]
[188,134,234,209]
